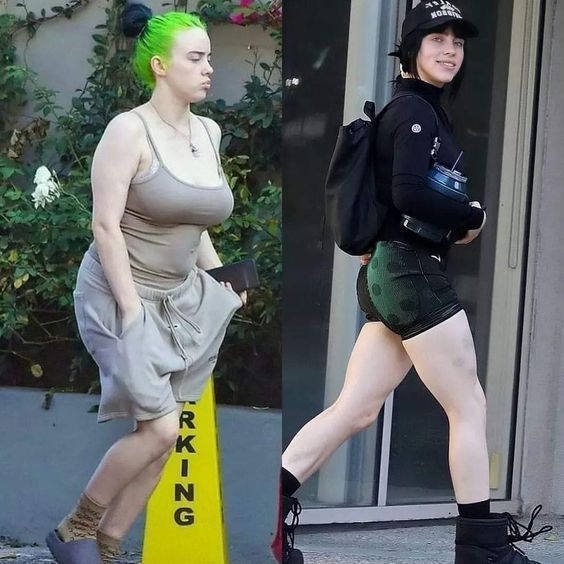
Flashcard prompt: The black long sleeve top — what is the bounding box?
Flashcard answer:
[374,76,485,253]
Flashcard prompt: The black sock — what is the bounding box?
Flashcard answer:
[457,499,491,519]
[281,467,301,498]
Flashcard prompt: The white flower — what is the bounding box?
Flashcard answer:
[33,165,53,185]
[31,166,62,208]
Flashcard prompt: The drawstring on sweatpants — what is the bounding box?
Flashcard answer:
[162,295,189,361]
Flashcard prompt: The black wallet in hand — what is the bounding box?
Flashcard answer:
[207,259,260,294]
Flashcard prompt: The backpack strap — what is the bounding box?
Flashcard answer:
[363,101,377,122]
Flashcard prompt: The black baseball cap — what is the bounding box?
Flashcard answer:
[401,1,479,40]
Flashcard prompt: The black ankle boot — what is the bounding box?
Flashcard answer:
[455,505,552,563]
[282,495,304,564]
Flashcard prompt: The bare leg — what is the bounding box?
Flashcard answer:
[283,322,412,484]
[84,408,180,507]
[402,310,489,503]
[97,403,185,540]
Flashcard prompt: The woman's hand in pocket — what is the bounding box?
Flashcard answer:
[120,300,143,333]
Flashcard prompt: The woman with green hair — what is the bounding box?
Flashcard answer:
[46,3,245,563]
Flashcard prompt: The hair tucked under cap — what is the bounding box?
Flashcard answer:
[121,2,153,39]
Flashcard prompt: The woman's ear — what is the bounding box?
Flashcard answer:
[150,55,167,78]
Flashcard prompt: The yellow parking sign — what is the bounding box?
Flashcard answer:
[142,380,228,563]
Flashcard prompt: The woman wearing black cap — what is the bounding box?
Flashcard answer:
[276,2,550,563]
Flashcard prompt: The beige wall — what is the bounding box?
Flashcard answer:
[4,0,277,112]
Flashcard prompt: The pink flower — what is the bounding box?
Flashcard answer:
[229,12,245,24]
[240,0,253,6]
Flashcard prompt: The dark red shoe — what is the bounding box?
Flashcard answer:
[271,483,283,563]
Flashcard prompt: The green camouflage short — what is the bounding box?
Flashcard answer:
[356,240,462,340]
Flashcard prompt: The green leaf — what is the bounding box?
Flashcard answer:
[233,128,249,139]
[0,167,20,179]
[262,113,273,128]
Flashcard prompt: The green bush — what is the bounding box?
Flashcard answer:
[0,0,281,408]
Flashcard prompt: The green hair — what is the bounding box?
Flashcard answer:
[132,12,207,90]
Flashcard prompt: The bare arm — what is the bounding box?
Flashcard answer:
[195,116,246,305]
[196,116,224,271]
[196,230,223,270]
[197,230,246,306]
[90,111,143,317]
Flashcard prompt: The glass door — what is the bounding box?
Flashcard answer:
[282,0,352,507]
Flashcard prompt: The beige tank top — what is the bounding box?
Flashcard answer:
[88,111,234,289]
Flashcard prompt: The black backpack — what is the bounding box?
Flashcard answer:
[325,93,439,256]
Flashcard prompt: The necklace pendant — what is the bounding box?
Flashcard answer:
[190,143,200,157]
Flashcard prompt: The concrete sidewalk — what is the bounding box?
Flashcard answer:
[2,517,562,563]
[0,539,139,563]
[296,515,564,564]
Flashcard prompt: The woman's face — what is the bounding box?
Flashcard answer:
[416,26,465,87]
[153,27,213,102]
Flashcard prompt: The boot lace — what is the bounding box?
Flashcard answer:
[504,504,553,555]
[284,497,302,552]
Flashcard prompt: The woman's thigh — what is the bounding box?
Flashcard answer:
[132,402,185,434]
[401,310,486,417]
[333,321,412,415]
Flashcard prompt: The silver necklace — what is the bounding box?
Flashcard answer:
[148,101,200,157]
